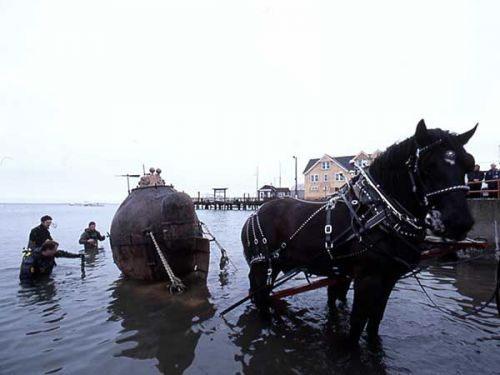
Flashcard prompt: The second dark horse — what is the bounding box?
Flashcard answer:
[241,120,477,344]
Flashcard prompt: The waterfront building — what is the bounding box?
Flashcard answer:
[303,151,379,200]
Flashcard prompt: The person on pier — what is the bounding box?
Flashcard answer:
[467,164,484,198]
[485,163,499,195]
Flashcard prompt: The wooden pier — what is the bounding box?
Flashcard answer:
[193,197,265,210]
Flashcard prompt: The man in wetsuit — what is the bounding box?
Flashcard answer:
[19,240,83,282]
[28,215,53,249]
[79,221,106,250]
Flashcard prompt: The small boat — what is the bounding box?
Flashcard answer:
[83,202,104,207]
[69,202,104,207]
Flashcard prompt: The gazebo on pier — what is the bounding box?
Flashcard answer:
[212,188,228,202]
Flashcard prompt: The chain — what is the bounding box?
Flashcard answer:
[289,203,327,242]
[255,214,268,245]
[147,231,186,294]
[250,214,258,245]
[200,222,233,270]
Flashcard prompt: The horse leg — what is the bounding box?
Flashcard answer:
[349,275,382,344]
[327,277,351,310]
[366,277,397,340]
[249,262,272,312]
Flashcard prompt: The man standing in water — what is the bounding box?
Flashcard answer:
[19,240,83,282]
[79,221,106,250]
[28,215,53,249]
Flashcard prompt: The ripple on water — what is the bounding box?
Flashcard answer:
[0,206,499,374]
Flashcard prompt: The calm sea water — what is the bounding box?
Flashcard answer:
[0,204,499,374]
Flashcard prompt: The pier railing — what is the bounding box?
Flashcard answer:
[192,197,268,210]
[467,178,500,199]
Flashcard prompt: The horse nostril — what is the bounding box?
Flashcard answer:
[446,217,474,240]
[460,216,474,232]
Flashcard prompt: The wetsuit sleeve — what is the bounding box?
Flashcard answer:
[55,250,81,258]
[28,228,37,249]
[97,231,106,241]
[79,231,89,245]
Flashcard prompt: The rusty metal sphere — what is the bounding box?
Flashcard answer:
[110,185,209,283]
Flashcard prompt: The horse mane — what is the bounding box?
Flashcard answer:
[371,128,465,172]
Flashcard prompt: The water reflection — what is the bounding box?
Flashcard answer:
[107,279,214,374]
[17,279,58,307]
[228,303,388,375]
[426,260,498,313]
[2,207,500,374]
[82,248,105,268]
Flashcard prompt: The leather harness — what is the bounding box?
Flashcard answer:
[245,138,470,286]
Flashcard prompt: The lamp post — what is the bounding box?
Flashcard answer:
[293,156,298,198]
[255,166,259,201]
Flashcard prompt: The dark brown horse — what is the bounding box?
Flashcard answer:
[241,120,477,343]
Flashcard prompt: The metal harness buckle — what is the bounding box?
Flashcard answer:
[266,264,273,286]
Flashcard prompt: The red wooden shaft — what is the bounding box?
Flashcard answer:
[270,242,488,300]
[271,278,340,300]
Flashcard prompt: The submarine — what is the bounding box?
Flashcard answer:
[110,168,210,286]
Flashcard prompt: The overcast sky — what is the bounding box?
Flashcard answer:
[1,0,499,203]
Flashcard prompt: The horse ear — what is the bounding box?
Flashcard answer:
[415,119,429,145]
[457,123,478,145]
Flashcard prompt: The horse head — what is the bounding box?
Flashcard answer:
[411,119,477,240]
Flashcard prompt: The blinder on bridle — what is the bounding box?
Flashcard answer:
[405,138,471,209]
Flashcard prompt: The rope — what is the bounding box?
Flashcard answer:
[200,222,235,270]
[147,231,186,294]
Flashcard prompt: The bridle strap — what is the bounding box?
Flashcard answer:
[426,185,469,198]
[407,138,469,207]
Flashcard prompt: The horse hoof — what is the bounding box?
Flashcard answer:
[328,300,338,312]
[346,336,361,350]
[257,307,273,321]
[366,334,383,351]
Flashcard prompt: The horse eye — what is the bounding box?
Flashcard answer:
[444,150,456,165]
